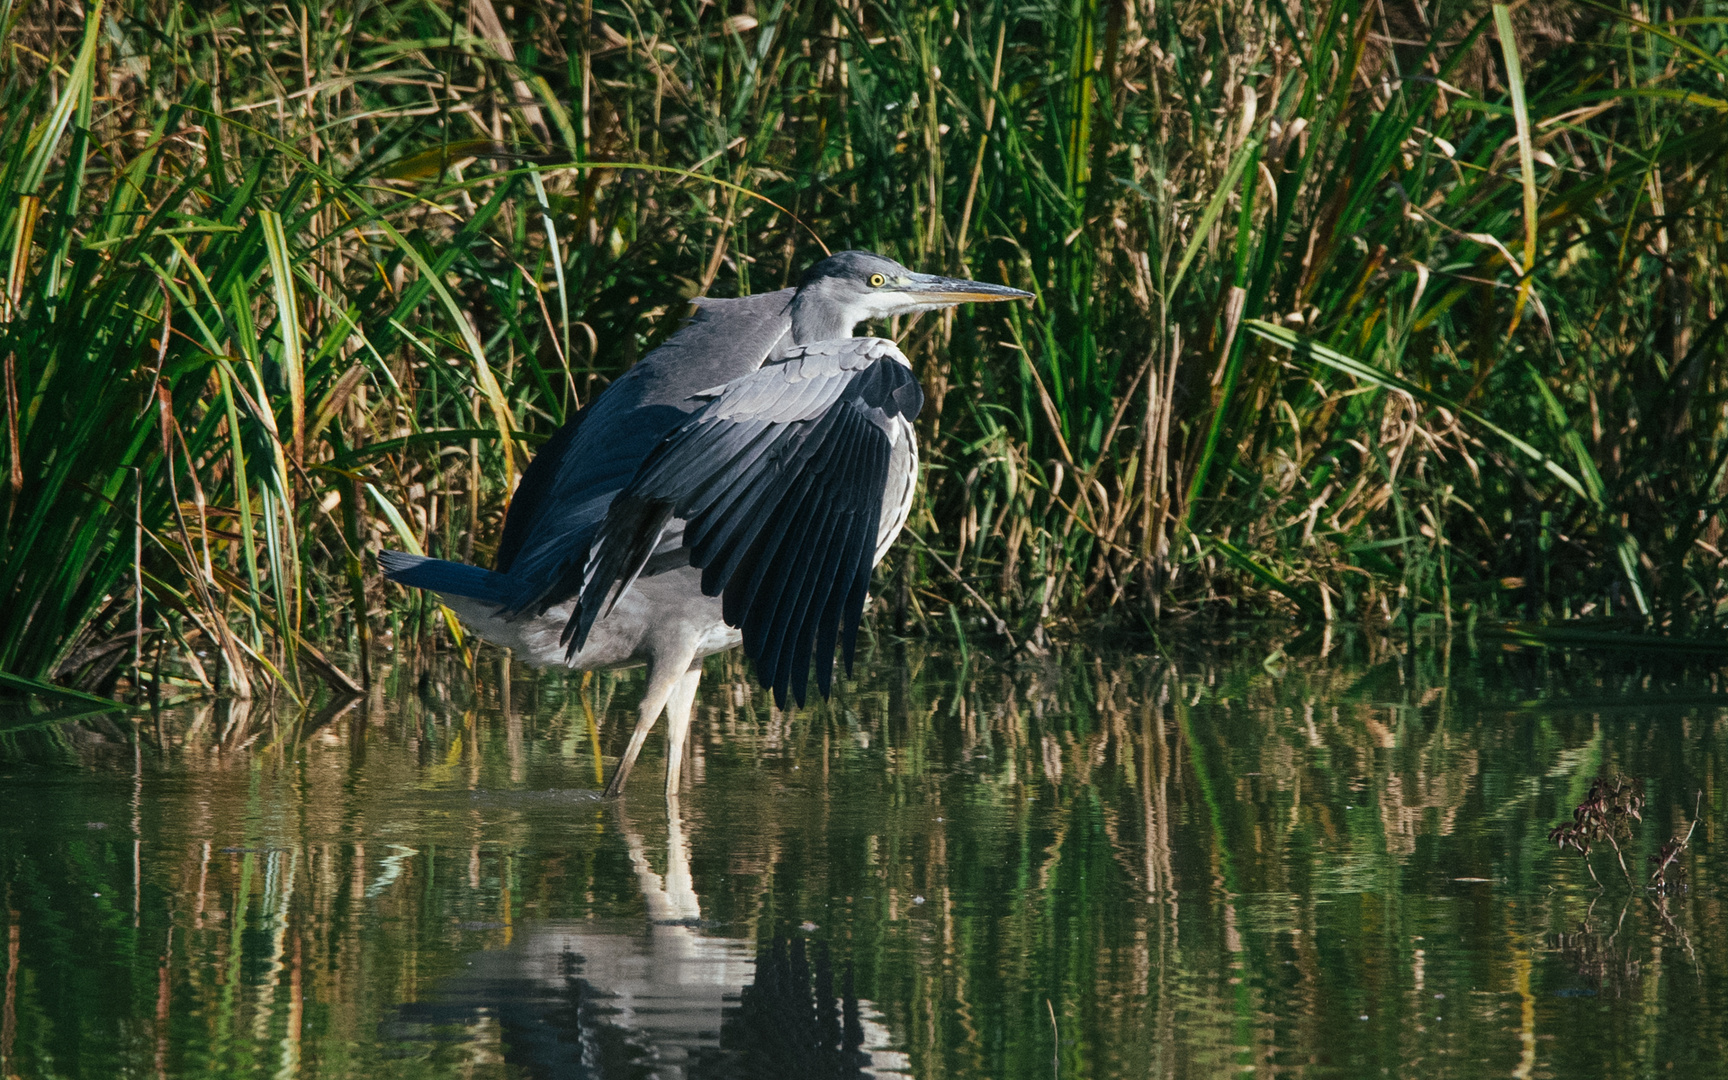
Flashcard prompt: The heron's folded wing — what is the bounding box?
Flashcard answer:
[574,337,923,706]
[494,403,588,575]
[493,289,797,618]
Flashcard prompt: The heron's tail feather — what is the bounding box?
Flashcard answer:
[379,550,510,605]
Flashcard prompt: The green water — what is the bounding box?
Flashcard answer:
[3,633,1727,1078]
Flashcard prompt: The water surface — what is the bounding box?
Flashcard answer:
[3,632,1726,1077]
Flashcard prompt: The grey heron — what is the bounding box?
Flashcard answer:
[379,250,1031,795]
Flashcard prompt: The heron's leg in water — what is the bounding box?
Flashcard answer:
[603,648,696,797]
[661,665,703,795]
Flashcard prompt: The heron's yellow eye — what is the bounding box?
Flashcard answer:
[868,273,886,287]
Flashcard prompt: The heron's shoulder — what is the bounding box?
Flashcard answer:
[640,289,796,376]
[685,287,796,322]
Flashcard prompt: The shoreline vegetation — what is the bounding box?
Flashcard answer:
[3,0,1728,702]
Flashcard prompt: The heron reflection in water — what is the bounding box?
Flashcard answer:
[389,798,911,1079]
[382,250,1030,795]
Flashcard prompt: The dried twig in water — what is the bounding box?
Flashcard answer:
[1549,775,1644,887]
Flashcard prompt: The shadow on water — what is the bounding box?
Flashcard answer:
[4,627,1728,1077]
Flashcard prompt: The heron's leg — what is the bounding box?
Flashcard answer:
[661,664,703,796]
[603,648,695,798]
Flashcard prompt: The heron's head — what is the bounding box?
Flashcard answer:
[790,250,1032,342]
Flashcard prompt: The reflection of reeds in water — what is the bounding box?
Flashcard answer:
[4,638,1728,1076]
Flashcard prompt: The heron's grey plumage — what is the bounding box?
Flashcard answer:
[576,337,921,706]
[494,287,799,618]
[378,249,1030,796]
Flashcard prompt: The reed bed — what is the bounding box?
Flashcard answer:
[2,0,1727,698]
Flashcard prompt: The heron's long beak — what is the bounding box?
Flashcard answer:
[901,273,1034,306]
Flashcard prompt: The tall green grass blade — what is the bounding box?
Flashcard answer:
[0,669,130,709]
[1168,139,1258,301]
[370,215,519,485]
[367,483,470,663]
[14,1,100,201]
[1210,539,1321,618]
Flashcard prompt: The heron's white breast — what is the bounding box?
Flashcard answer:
[875,415,919,565]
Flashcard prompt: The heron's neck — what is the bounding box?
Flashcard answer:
[789,291,864,343]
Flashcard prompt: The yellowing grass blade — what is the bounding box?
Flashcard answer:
[1494,3,1539,336]
[376,139,502,181]
[5,194,39,319]
[258,210,305,471]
